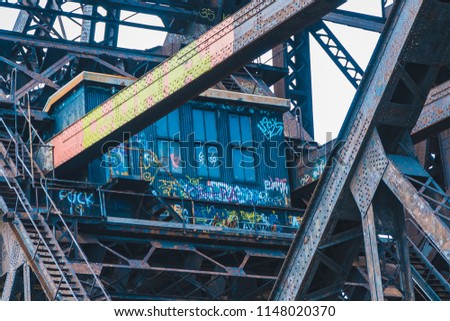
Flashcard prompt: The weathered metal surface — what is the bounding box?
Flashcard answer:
[439,129,450,192]
[23,263,31,301]
[412,80,450,142]
[101,216,294,248]
[271,0,450,300]
[310,21,364,89]
[0,56,59,90]
[0,223,26,301]
[1,268,17,301]
[382,162,450,262]
[0,29,166,63]
[350,130,388,215]
[71,262,102,276]
[285,32,314,138]
[361,205,384,301]
[323,9,385,33]
[87,234,288,300]
[200,88,290,108]
[48,0,345,170]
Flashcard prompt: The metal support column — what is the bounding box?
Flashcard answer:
[286,32,314,138]
[361,205,384,300]
[23,263,31,301]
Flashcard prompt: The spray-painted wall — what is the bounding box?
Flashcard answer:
[92,99,292,208]
[49,83,302,227]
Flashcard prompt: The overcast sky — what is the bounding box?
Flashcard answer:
[0,0,387,143]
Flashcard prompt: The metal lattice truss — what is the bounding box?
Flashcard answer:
[0,0,449,302]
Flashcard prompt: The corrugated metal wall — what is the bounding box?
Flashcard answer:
[113,99,291,208]
[71,85,292,208]
[50,84,301,229]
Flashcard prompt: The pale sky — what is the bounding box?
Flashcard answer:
[0,0,385,143]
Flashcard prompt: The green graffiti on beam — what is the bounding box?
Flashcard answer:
[81,39,212,149]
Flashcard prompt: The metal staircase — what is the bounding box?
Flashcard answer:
[0,117,110,300]
[385,157,450,262]
[409,243,450,300]
[404,174,450,226]
[407,220,450,300]
[0,149,88,300]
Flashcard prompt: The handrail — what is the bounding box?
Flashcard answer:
[242,66,273,96]
[15,98,46,146]
[408,239,450,293]
[410,264,441,301]
[0,120,52,187]
[40,177,110,300]
[406,218,450,266]
[0,118,34,179]
[405,174,450,207]
[0,117,109,300]
[0,168,78,300]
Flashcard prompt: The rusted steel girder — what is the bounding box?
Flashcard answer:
[271,0,450,300]
[412,80,450,143]
[382,162,450,261]
[48,0,345,171]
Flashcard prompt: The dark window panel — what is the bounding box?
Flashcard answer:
[193,109,206,141]
[229,114,241,143]
[232,148,245,181]
[204,111,218,142]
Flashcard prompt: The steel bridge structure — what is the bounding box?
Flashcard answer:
[0,0,449,301]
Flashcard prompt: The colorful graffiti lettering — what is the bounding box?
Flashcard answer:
[288,215,303,228]
[208,152,218,167]
[298,157,326,187]
[264,177,289,194]
[186,176,200,186]
[171,204,190,221]
[159,180,177,197]
[155,178,290,207]
[58,190,94,216]
[190,204,295,232]
[257,117,283,139]
[198,151,206,166]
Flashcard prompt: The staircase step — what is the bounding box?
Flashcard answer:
[50,274,75,282]
[28,233,52,240]
[58,289,82,297]
[45,263,67,270]
[39,253,63,260]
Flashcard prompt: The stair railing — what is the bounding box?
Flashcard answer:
[404,174,450,223]
[0,167,78,300]
[0,119,31,179]
[39,176,110,300]
[0,117,110,300]
[407,238,450,293]
[406,218,450,267]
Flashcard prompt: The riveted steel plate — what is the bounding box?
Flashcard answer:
[350,130,388,215]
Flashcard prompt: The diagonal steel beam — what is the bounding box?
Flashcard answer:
[0,56,59,90]
[412,80,450,143]
[0,30,166,63]
[323,9,385,33]
[310,20,364,89]
[382,162,450,261]
[15,54,77,100]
